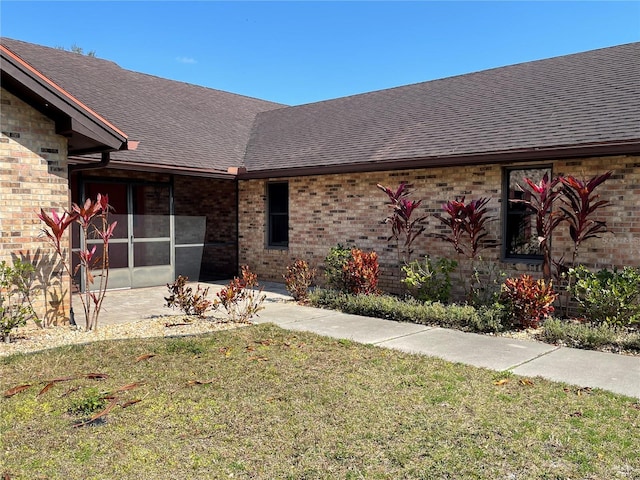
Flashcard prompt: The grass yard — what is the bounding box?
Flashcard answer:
[1,323,639,479]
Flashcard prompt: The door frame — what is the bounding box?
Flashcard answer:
[76,176,175,290]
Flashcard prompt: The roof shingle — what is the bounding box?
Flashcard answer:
[1,38,284,173]
[243,42,640,174]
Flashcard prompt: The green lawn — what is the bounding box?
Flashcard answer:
[1,324,638,479]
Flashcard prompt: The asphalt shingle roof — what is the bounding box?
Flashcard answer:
[2,38,639,176]
[1,38,284,173]
[243,42,640,173]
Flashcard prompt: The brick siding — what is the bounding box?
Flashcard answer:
[1,88,70,324]
[239,155,640,297]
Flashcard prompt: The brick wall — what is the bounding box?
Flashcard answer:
[0,88,70,324]
[239,155,640,297]
[174,175,237,278]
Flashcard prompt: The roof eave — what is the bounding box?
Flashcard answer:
[68,156,236,180]
[1,45,129,155]
[238,140,640,180]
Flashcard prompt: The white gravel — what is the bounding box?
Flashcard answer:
[1,316,245,357]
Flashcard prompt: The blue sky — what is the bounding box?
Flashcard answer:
[1,1,638,105]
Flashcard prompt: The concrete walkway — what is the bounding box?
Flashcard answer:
[77,281,640,399]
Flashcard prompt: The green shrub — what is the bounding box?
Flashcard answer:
[473,303,509,333]
[307,288,505,333]
[469,258,507,307]
[68,387,108,417]
[541,318,621,350]
[324,244,354,292]
[402,256,457,303]
[568,265,640,327]
[0,259,36,342]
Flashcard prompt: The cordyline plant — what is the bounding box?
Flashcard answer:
[434,196,495,260]
[377,182,427,264]
[511,174,563,282]
[38,194,117,331]
[434,196,497,302]
[559,171,613,266]
[512,171,612,282]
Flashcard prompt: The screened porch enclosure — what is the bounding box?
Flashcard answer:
[71,177,214,291]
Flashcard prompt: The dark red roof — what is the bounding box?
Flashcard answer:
[243,42,640,176]
[1,38,284,174]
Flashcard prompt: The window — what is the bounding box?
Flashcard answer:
[267,182,288,247]
[503,166,551,261]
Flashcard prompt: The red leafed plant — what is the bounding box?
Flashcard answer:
[500,274,558,329]
[559,171,612,266]
[283,259,316,302]
[38,194,117,331]
[435,196,495,260]
[165,275,213,318]
[377,182,427,264]
[216,265,266,323]
[342,249,379,295]
[510,174,563,281]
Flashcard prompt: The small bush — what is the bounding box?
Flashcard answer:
[283,259,316,301]
[402,256,457,303]
[540,318,628,351]
[499,275,557,329]
[217,265,266,323]
[165,275,213,318]
[473,303,509,333]
[0,259,36,342]
[324,244,354,292]
[469,258,507,307]
[68,387,108,417]
[343,249,379,295]
[568,265,640,327]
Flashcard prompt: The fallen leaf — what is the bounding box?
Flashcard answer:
[186,379,215,387]
[493,379,510,386]
[257,339,273,346]
[111,382,145,393]
[120,399,142,408]
[218,347,232,357]
[84,373,109,380]
[135,354,156,363]
[3,384,31,398]
[73,399,119,428]
[48,376,77,383]
[38,382,56,397]
[570,411,583,417]
[519,379,534,386]
[60,386,80,397]
[247,356,269,362]
[245,345,256,352]
[90,401,117,420]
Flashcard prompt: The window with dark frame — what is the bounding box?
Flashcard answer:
[503,166,551,261]
[267,182,288,247]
